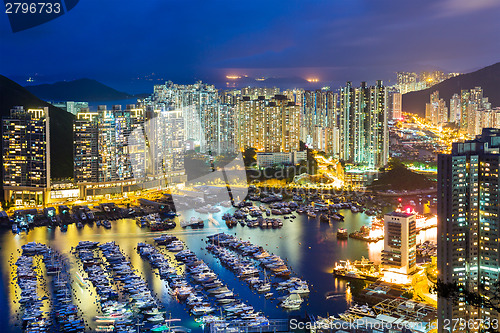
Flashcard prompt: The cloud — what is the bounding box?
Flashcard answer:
[437,0,500,16]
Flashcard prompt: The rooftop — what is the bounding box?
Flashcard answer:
[385,211,415,218]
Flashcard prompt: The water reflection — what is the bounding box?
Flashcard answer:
[0,208,437,332]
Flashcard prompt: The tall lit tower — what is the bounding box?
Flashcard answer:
[2,106,50,205]
[437,128,500,333]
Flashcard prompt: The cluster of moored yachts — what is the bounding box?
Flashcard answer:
[11,234,311,332]
[221,197,382,230]
[74,241,171,332]
[136,213,177,231]
[139,235,270,327]
[15,242,86,333]
[206,233,310,310]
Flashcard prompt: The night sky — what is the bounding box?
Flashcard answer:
[1,0,500,92]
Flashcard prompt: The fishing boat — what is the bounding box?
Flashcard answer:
[281,293,303,310]
[144,308,165,316]
[191,305,215,316]
[337,228,348,240]
[147,314,165,322]
[332,213,344,221]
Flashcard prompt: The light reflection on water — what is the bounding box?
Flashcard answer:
[0,208,437,332]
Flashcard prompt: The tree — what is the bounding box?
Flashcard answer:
[243,147,257,167]
[306,149,318,174]
[401,290,414,299]
[433,280,500,312]
[433,280,500,332]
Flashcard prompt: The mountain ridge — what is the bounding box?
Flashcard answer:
[25,78,135,102]
[402,62,500,117]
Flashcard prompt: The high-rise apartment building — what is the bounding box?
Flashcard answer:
[73,105,145,183]
[449,93,461,123]
[425,91,448,126]
[147,81,224,154]
[235,95,300,153]
[396,72,419,94]
[2,106,50,206]
[339,81,388,167]
[301,90,338,154]
[52,101,89,115]
[241,87,280,99]
[389,90,402,120]
[437,128,500,332]
[201,104,236,155]
[460,89,471,130]
[382,211,417,279]
[142,108,185,179]
[396,71,460,94]
[74,110,99,183]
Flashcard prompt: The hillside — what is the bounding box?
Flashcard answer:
[369,161,435,191]
[26,78,133,102]
[0,75,74,180]
[402,62,500,117]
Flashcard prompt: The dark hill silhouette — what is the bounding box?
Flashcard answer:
[402,62,500,117]
[26,78,133,102]
[0,74,74,181]
[369,161,434,191]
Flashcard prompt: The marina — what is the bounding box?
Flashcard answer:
[0,198,437,332]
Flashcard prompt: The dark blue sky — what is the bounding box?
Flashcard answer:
[1,0,500,93]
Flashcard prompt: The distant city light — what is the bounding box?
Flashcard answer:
[226,75,241,80]
[307,78,319,83]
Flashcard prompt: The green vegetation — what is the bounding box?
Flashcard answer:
[433,279,500,330]
[369,159,435,191]
[243,147,257,167]
[401,289,415,299]
[425,263,438,284]
[348,279,368,297]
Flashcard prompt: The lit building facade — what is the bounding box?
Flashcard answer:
[74,105,145,183]
[52,101,89,115]
[143,108,185,179]
[425,91,448,126]
[339,81,388,167]
[301,89,339,155]
[256,151,307,168]
[2,106,50,206]
[382,211,417,279]
[391,91,402,120]
[74,111,99,183]
[201,104,236,155]
[449,93,461,123]
[235,94,300,153]
[145,81,231,155]
[437,128,500,332]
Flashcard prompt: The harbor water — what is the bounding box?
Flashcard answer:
[0,207,436,332]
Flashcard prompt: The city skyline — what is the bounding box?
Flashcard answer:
[1,2,499,332]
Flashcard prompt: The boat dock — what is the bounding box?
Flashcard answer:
[333,257,381,281]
